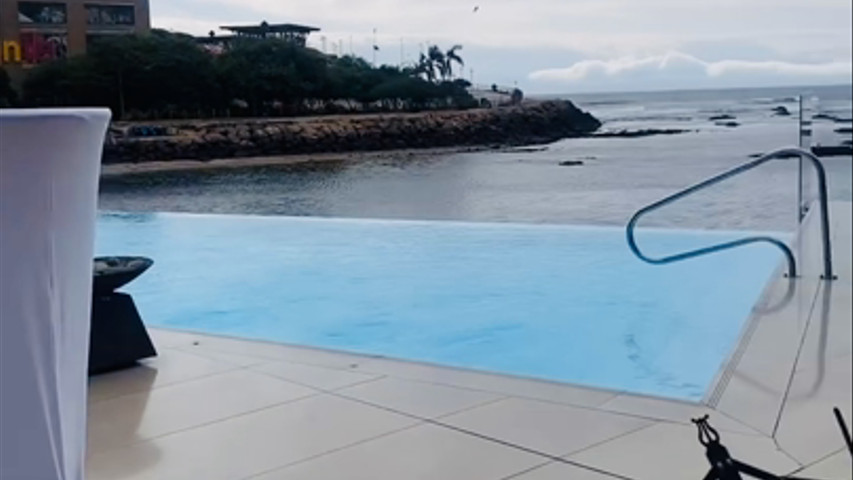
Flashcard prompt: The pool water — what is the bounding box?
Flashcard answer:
[96,212,785,400]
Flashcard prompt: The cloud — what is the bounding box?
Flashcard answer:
[529,52,852,91]
[157,0,851,58]
[153,0,852,92]
[706,59,852,77]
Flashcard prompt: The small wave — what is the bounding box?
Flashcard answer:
[580,100,635,106]
[608,115,693,122]
[750,96,798,105]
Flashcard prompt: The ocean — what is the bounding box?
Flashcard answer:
[100,84,852,232]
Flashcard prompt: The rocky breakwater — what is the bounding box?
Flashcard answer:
[103,101,601,164]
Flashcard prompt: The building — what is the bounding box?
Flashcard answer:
[0,0,150,76]
[197,22,320,53]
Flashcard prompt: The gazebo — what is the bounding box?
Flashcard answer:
[219,21,320,47]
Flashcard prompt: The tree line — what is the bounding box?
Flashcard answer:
[1,30,477,119]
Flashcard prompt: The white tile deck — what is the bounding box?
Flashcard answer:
[439,397,653,457]
[568,423,801,480]
[86,202,853,480]
[505,462,617,479]
[248,424,545,480]
[87,370,318,455]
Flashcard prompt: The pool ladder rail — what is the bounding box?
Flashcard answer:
[626,147,836,281]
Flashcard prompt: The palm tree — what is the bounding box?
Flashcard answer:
[427,45,448,81]
[410,44,464,83]
[444,45,464,80]
[414,53,436,83]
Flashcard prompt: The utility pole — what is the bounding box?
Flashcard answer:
[320,36,327,54]
[372,28,378,66]
[400,38,404,66]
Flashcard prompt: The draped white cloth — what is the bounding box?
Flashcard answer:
[1,109,111,480]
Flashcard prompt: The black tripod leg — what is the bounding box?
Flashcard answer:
[834,408,853,456]
[704,469,718,480]
[733,460,781,480]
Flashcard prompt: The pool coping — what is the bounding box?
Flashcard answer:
[703,201,824,408]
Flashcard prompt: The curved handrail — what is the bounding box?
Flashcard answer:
[627,147,835,280]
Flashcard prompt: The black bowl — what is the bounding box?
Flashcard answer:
[93,256,154,295]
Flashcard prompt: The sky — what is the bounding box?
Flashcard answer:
[153,0,853,94]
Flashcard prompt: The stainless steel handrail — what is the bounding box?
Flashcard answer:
[627,147,835,280]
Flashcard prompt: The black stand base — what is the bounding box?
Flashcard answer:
[89,293,157,375]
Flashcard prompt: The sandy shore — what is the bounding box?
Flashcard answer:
[99,146,496,177]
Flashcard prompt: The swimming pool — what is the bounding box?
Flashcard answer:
[96,212,785,400]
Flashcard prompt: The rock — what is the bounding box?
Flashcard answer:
[812,145,853,157]
[591,129,692,138]
[558,160,584,167]
[507,146,549,153]
[716,121,740,128]
[709,114,736,121]
[814,113,853,123]
[772,106,791,116]
[202,133,226,143]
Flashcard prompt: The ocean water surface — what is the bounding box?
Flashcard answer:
[100,84,852,230]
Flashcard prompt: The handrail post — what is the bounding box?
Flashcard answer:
[801,150,836,280]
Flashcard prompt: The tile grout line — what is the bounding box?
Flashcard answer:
[244,352,632,417]
[422,417,640,480]
[590,402,768,437]
[713,410,771,437]
[181,344,365,371]
[179,343,769,438]
[293,387,636,480]
[87,390,326,458]
[160,332,740,427]
[361,365,626,402]
[497,460,562,480]
[355,373,623,410]
[784,447,847,476]
[177,340,761,437]
[239,422,428,480]
[771,279,825,440]
[149,327,389,365]
[226,338,787,437]
[772,437,806,469]
[88,366,245,405]
[246,365,389,393]
[172,345,273,368]
[553,422,657,459]
[236,395,513,479]
[89,346,310,406]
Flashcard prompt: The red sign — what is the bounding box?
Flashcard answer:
[20,32,68,64]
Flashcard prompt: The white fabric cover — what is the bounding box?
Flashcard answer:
[1,109,111,480]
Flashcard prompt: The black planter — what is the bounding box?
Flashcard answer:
[93,256,154,295]
[89,256,157,375]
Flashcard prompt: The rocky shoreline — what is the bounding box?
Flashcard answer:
[104,101,602,165]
